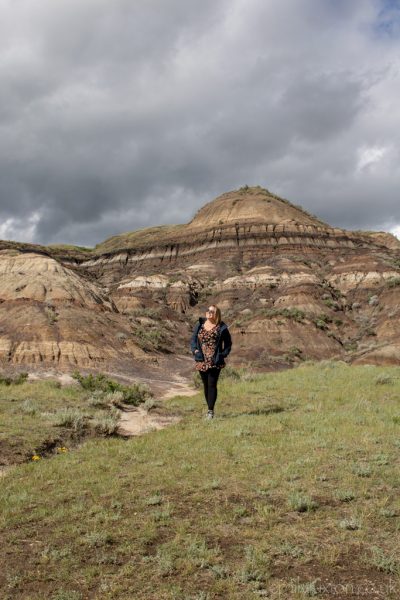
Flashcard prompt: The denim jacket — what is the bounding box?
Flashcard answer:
[190,317,232,367]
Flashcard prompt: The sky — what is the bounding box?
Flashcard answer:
[0,0,399,247]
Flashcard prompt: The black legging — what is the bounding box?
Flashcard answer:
[199,367,221,411]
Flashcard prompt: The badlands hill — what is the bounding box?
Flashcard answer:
[1,186,400,378]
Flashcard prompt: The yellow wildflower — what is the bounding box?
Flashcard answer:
[32,455,41,461]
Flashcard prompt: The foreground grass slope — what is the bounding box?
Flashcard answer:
[1,363,400,599]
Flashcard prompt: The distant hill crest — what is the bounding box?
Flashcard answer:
[188,186,329,229]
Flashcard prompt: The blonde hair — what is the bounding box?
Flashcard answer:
[208,304,221,325]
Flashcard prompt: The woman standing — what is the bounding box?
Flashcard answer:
[190,304,232,419]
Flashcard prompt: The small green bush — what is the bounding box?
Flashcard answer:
[352,463,372,478]
[83,531,114,548]
[344,341,358,352]
[20,399,38,416]
[374,374,393,385]
[265,308,306,322]
[237,545,270,584]
[92,409,120,435]
[72,371,151,406]
[369,546,399,573]
[335,490,355,503]
[186,537,220,569]
[313,313,333,330]
[146,493,163,506]
[379,508,397,518]
[143,398,161,412]
[323,298,336,308]
[122,382,152,405]
[44,305,58,324]
[316,313,332,323]
[72,371,118,392]
[88,390,124,409]
[133,325,166,350]
[0,372,28,385]
[386,277,400,288]
[130,307,162,320]
[288,492,318,512]
[277,542,304,558]
[52,409,87,433]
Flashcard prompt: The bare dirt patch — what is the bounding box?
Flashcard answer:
[117,375,197,436]
[118,406,182,436]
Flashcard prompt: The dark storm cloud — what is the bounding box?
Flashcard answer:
[0,0,399,245]
[281,74,366,142]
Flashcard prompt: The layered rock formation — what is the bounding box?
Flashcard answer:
[0,251,146,369]
[0,186,399,373]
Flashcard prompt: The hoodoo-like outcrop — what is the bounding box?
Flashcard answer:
[0,186,399,374]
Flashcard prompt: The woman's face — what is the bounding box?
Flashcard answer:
[206,306,217,323]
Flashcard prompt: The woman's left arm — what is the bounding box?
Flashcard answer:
[221,328,232,358]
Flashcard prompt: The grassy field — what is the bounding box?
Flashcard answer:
[0,373,150,467]
[0,379,113,466]
[1,362,400,599]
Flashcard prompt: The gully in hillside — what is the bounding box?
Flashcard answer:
[190,304,232,419]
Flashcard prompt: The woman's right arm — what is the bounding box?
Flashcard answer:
[190,325,199,355]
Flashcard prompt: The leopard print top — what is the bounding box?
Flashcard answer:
[195,324,225,372]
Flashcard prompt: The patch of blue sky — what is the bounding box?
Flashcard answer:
[373,0,400,38]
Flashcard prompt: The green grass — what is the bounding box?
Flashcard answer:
[0,379,122,465]
[1,363,400,598]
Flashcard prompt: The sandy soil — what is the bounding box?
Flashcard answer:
[117,374,197,436]
[117,406,180,436]
[28,371,77,385]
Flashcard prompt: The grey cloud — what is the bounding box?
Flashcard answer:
[281,74,366,142]
[0,0,399,245]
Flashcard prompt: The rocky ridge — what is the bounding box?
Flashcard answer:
[0,186,399,375]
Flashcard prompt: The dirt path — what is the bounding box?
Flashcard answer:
[117,376,197,437]
[26,361,198,438]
